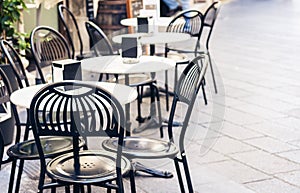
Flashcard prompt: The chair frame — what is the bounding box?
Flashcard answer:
[58,4,84,59]
[0,68,15,169]
[0,40,30,89]
[30,25,71,84]
[85,21,160,125]
[199,1,221,93]
[167,55,208,192]
[30,81,135,193]
[85,20,115,56]
[103,55,208,192]
[163,9,204,110]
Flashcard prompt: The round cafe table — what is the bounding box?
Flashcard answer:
[81,55,175,76]
[10,81,138,109]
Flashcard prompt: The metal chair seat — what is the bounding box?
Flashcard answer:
[102,137,178,159]
[46,150,131,184]
[7,136,85,160]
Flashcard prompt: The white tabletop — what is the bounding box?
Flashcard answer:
[10,81,138,109]
[81,55,175,75]
[120,17,172,27]
[112,32,190,45]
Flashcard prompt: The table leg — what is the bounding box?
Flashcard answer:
[132,80,162,133]
[150,44,155,56]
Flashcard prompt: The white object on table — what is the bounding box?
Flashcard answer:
[121,17,172,28]
[10,81,138,109]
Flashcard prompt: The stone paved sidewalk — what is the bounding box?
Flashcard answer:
[2,0,300,192]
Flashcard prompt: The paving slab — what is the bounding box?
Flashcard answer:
[244,137,298,154]
[230,150,300,175]
[245,178,300,193]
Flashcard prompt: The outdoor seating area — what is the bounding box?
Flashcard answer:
[1,0,300,192]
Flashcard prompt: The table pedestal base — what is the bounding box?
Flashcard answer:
[133,162,173,178]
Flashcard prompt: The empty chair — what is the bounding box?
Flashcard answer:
[85,20,115,57]
[0,40,30,89]
[0,43,83,192]
[85,20,159,124]
[30,25,71,84]
[29,81,135,193]
[0,130,5,169]
[159,9,205,109]
[103,55,208,192]
[0,68,14,169]
[58,4,93,60]
[199,1,221,93]
[85,20,117,81]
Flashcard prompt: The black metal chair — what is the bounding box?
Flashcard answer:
[0,68,14,169]
[58,4,94,60]
[0,130,5,169]
[85,21,160,124]
[0,40,30,89]
[30,25,71,84]
[0,39,30,142]
[84,20,118,81]
[158,9,205,110]
[103,55,208,192]
[29,81,135,193]
[85,20,116,57]
[0,42,83,192]
[199,1,221,93]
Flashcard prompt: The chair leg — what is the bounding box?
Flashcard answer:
[73,184,80,193]
[80,185,84,192]
[164,70,169,111]
[174,158,185,193]
[8,159,17,193]
[136,86,143,123]
[87,185,91,193]
[50,179,56,193]
[14,159,25,193]
[174,64,178,91]
[160,125,164,138]
[182,155,194,193]
[65,185,70,193]
[129,167,136,193]
[207,52,217,94]
[155,85,163,127]
[201,83,208,105]
[98,73,103,81]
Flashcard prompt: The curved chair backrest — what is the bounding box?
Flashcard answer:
[30,26,71,84]
[166,9,204,53]
[0,67,21,144]
[168,55,208,151]
[203,1,220,50]
[30,81,125,179]
[58,4,83,59]
[85,21,114,56]
[167,10,204,38]
[0,40,30,89]
[0,68,12,166]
